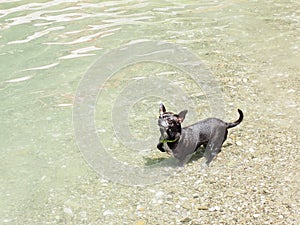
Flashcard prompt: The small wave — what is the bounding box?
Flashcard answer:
[5,76,32,83]
[59,46,102,59]
[22,62,59,71]
[45,28,121,45]
[8,27,64,44]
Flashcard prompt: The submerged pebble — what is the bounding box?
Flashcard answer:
[103,210,114,216]
[63,207,73,217]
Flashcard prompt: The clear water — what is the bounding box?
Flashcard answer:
[0,0,299,224]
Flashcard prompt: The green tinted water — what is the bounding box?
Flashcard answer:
[0,0,299,224]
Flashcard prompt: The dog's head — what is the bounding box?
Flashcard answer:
[158,103,188,141]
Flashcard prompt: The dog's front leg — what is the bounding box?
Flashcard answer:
[157,142,165,152]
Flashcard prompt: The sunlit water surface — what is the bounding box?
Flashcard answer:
[0,0,299,224]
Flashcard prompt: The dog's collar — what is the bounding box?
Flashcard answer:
[160,137,179,143]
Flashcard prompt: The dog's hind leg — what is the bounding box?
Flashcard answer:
[204,128,227,165]
[204,143,221,165]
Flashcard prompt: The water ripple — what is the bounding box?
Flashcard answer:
[1,0,155,46]
[23,62,59,71]
[8,26,64,44]
[59,46,102,59]
[45,27,121,45]
[1,1,127,29]
[0,0,78,19]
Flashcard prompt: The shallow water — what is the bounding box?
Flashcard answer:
[0,0,299,224]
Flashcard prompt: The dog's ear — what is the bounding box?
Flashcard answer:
[159,103,166,115]
[178,110,188,123]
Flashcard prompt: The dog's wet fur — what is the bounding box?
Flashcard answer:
[157,104,243,166]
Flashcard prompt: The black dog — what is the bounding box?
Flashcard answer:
[157,103,243,166]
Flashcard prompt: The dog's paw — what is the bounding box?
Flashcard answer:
[200,158,210,172]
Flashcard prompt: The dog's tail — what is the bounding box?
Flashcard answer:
[226,109,243,129]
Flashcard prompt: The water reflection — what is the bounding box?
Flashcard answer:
[0,0,299,224]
